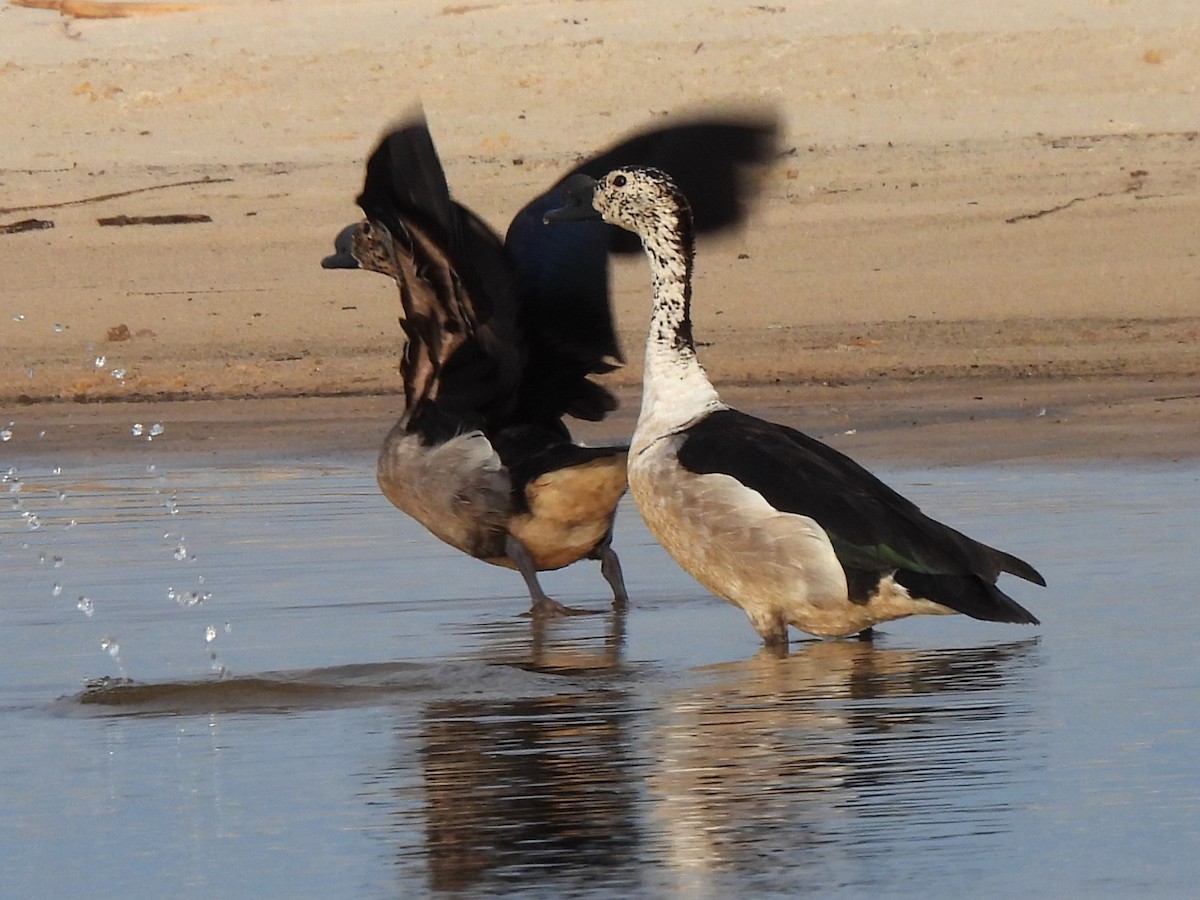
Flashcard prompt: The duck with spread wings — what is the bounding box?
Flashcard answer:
[324,111,777,615]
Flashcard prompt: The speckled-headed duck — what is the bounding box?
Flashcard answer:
[546,167,1044,641]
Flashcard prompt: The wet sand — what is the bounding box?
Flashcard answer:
[4,373,1200,468]
[2,0,1198,464]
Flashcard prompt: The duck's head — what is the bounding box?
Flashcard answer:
[320,220,400,279]
[544,167,691,239]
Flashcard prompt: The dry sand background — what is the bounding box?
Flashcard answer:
[1,0,1197,463]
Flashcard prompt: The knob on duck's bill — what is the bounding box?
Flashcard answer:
[320,223,363,269]
[542,174,602,223]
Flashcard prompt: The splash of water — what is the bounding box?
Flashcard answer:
[99,636,127,679]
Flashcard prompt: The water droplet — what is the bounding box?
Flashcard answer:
[223,621,232,633]
[52,465,62,475]
[172,588,203,608]
[12,314,25,322]
[26,514,41,530]
[146,464,156,473]
[94,355,107,369]
[67,519,77,528]
[8,479,21,493]
[52,555,64,568]
[26,367,34,379]
[111,368,127,380]
[53,323,64,334]
[197,574,205,584]
[10,498,21,512]
[52,583,63,597]
[76,596,94,617]
[204,625,217,643]
[0,423,13,442]
[149,422,164,437]
[57,490,67,502]
[38,552,46,564]
[131,423,144,437]
[100,636,120,658]
[173,544,187,561]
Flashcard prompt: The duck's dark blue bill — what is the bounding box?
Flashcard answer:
[320,223,362,269]
[542,174,601,223]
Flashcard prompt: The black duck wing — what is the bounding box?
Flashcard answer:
[676,409,1044,624]
[354,113,524,425]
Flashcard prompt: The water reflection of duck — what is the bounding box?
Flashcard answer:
[418,688,639,894]
[324,112,776,616]
[546,168,1045,641]
[641,640,1039,888]
[473,606,628,677]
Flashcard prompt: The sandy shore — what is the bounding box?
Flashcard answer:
[2,0,1197,464]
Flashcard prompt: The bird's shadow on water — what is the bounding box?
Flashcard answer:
[51,604,632,718]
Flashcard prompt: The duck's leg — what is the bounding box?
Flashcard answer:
[749,609,791,652]
[505,535,591,617]
[593,531,629,610]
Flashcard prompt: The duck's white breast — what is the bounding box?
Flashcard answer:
[629,433,862,637]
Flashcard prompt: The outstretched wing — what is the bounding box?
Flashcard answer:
[354,113,524,427]
[675,409,1044,623]
[504,113,779,424]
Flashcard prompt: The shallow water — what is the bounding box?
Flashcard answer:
[1,451,1198,897]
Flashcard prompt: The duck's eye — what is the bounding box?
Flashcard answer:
[612,174,627,188]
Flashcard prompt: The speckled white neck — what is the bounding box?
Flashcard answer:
[631,211,723,456]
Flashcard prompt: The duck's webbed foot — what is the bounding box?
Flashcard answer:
[527,595,596,618]
[506,535,593,617]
